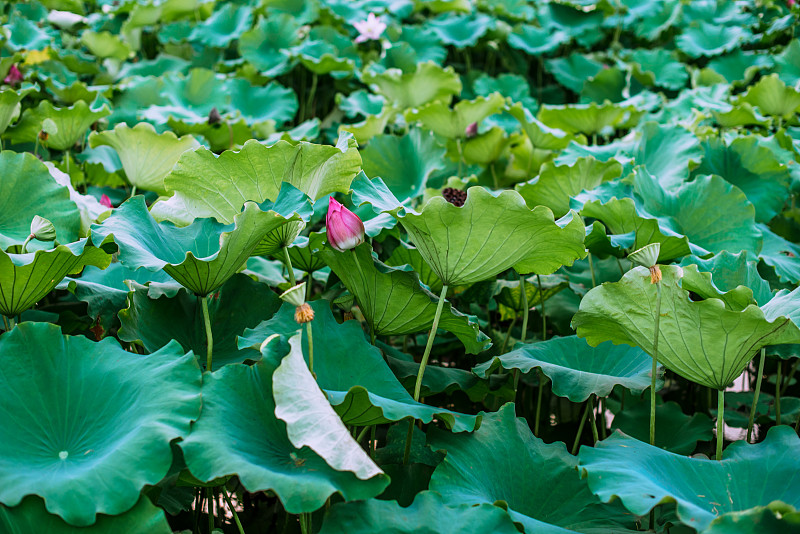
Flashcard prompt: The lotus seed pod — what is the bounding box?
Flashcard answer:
[30,215,56,242]
[280,282,307,308]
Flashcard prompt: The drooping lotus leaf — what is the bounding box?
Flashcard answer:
[238,301,481,432]
[318,491,520,534]
[381,343,482,399]
[759,225,800,284]
[319,244,490,354]
[737,73,800,119]
[0,86,36,135]
[0,151,81,250]
[362,62,462,109]
[429,403,637,534]
[537,102,636,135]
[238,14,300,76]
[405,93,505,139]
[693,136,791,223]
[0,322,201,526]
[578,426,800,531]
[7,100,111,150]
[90,197,297,296]
[273,335,385,480]
[88,123,200,196]
[583,222,635,259]
[0,494,172,534]
[150,135,361,225]
[474,335,660,402]
[507,24,569,56]
[425,12,494,48]
[610,398,713,455]
[545,53,605,94]
[395,187,585,285]
[702,503,800,534]
[634,122,703,190]
[516,157,622,217]
[506,103,576,151]
[572,265,800,390]
[45,163,108,236]
[360,129,446,203]
[119,274,282,370]
[179,360,389,513]
[0,240,111,317]
[680,252,773,306]
[676,22,752,58]
[628,49,688,91]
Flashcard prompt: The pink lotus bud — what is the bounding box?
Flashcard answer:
[100,194,113,209]
[326,198,365,252]
[4,64,22,86]
[790,0,796,7]
[465,122,478,138]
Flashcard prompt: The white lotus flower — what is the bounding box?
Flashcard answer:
[353,13,386,43]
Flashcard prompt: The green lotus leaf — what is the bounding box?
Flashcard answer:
[88,123,200,196]
[676,22,752,58]
[710,103,770,128]
[338,106,396,144]
[517,157,622,217]
[294,40,356,76]
[90,197,296,296]
[319,491,520,534]
[702,502,800,534]
[429,403,637,534]
[5,16,53,50]
[361,129,446,203]
[458,126,508,165]
[0,240,111,318]
[0,494,171,534]
[405,93,505,139]
[507,24,569,55]
[758,224,800,284]
[773,38,800,87]
[537,102,635,135]
[228,79,298,125]
[693,136,791,223]
[0,86,36,135]
[385,241,443,293]
[506,102,576,150]
[634,122,702,190]
[239,301,481,432]
[179,360,389,513]
[680,251,773,306]
[707,50,773,86]
[119,274,281,370]
[7,100,110,151]
[545,53,604,94]
[610,398,713,455]
[80,30,132,61]
[396,187,584,285]
[474,336,660,402]
[382,25,447,71]
[281,231,327,273]
[572,265,800,390]
[0,152,81,250]
[237,14,300,76]
[273,334,385,480]
[362,62,462,109]
[380,342,482,399]
[538,3,605,47]
[144,68,228,122]
[0,322,201,526]
[425,12,494,48]
[163,116,253,154]
[578,426,800,531]
[493,273,569,315]
[736,73,800,119]
[628,49,688,91]
[151,136,361,224]
[337,89,384,119]
[319,243,490,354]
[583,222,635,259]
[188,3,252,47]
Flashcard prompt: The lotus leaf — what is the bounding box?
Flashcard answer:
[362,62,462,109]
[610,398,713,455]
[538,102,635,136]
[634,122,703,190]
[737,73,800,119]
[7,100,110,151]
[405,93,505,139]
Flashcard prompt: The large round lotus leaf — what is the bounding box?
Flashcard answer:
[707,50,773,86]
[238,14,299,76]
[537,102,635,135]
[506,103,577,151]
[737,73,800,119]
[179,360,389,513]
[319,491,519,534]
[319,243,490,354]
[360,129,445,203]
[759,224,800,284]
[81,31,132,61]
[680,252,773,306]
[238,301,481,432]
[628,49,688,91]
[693,136,790,223]
[633,122,703,190]
[294,40,356,76]
[774,39,800,87]
[702,502,800,534]
[578,426,800,531]
[676,22,752,58]
[405,93,505,139]
[0,240,111,317]
[0,151,81,250]
[545,53,605,94]
[227,78,298,125]
[119,273,281,370]
[473,336,661,402]
[516,157,622,217]
[88,122,200,196]
[6,100,111,150]
[572,265,800,390]
[385,240,443,293]
[425,12,494,48]
[187,2,252,47]
[0,86,36,135]
[90,197,297,296]
[280,231,327,273]
[0,495,171,534]
[395,187,585,285]
[150,136,361,225]
[507,24,568,55]
[429,403,637,534]
[0,322,201,526]
[149,68,228,121]
[362,62,462,109]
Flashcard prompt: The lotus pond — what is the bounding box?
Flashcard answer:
[1,0,800,533]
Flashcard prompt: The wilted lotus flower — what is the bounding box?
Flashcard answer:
[280,282,314,324]
[326,198,365,252]
[465,122,478,138]
[353,13,386,43]
[4,65,22,86]
[100,194,113,209]
[629,243,662,284]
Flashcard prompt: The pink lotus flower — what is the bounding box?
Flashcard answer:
[465,122,478,138]
[326,198,365,252]
[100,194,113,209]
[353,13,386,43]
[4,64,22,86]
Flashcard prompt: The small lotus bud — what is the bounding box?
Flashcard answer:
[442,187,468,207]
[100,194,113,209]
[3,64,22,86]
[465,122,478,138]
[294,303,315,324]
[30,216,56,242]
[280,282,307,307]
[208,107,222,125]
[326,198,365,252]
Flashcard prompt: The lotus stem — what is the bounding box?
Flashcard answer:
[501,316,517,353]
[571,400,592,455]
[650,279,662,447]
[283,246,296,286]
[2,315,9,331]
[403,418,414,466]
[20,235,33,254]
[519,273,529,344]
[534,369,545,437]
[200,295,214,372]
[306,73,318,121]
[130,185,137,198]
[589,395,599,444]
[716,389,725,460]
[537,274,546,340]
[747,348,766,443]
[587,252,597,288]
[299,512,311,534]
[306,321,315,379]
[776,361,782,425]
[221,486,245,534]
[356,425,370,443]
[207,487,214,533]
[781,359,799,397]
